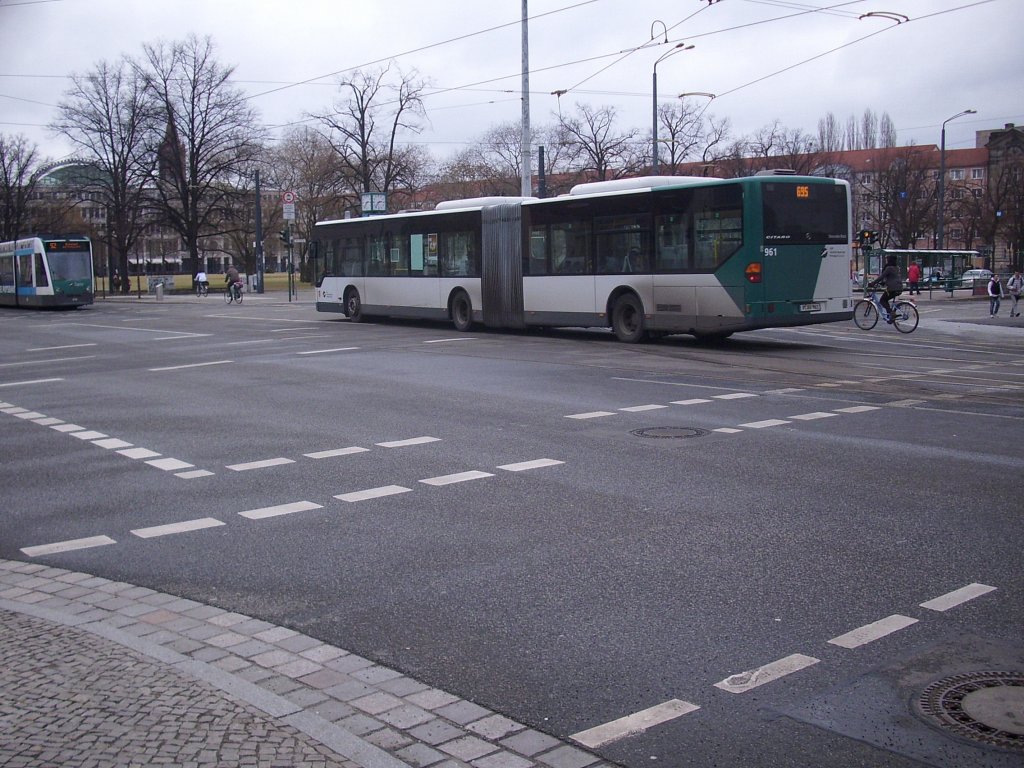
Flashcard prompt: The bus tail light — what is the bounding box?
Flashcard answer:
[745,262,762,283]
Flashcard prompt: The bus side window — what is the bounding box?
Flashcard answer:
[367,234,388,276]
[550,221,590,275]
[655,214,691,272]
[692,187,743,270]
[34,254,49,287]
[528,225,548,275]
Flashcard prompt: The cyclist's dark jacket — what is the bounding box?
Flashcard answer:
[225,266,240,284]
[871,265,902,293]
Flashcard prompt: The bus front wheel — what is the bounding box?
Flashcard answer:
[451,291,473,332]
[611,293,646,343]
[345,288,363,322]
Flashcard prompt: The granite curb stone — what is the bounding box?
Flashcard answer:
[0,559,615,768]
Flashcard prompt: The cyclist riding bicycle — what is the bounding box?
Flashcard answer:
[225,264,241,299]
[868,255,903,323]
[195,269,208,295]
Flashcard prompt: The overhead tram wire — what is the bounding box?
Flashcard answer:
[711,0,997,101]
[243,0,603,102]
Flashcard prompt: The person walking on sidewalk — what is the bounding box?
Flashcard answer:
[987,273,1003,317]
[1007,270,1023,317]
[907,261,922,295]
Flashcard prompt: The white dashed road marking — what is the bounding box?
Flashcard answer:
[788,412,838,421]
[335,485,413,503]
[497,459,564,472]
[376,436,441,448]
[70,430,107,440]
[303,447,370,459]
[671,398,711,405]
[737,419,790,429]
[565,411,616,419]
[239,501,324,520]
[226,458,296,472]
[920,583,997,611]
[131,517,225,539]
[714,653,820,694]
[92,438,133,449]
[834,405,881,413]
[148,360,233,372]
[827,614,919,649]
[51,423,84,432]
[571,699,701,749]
[420,470,494,486]
[297,347,360,355]
[713,393,757,400]
[21,535,117,557]
[0,378,64,387]
[146,458,195,472]
[118,447,161,460]
[619,404,668,412]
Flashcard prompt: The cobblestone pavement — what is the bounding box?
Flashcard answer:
[0,559,615,768]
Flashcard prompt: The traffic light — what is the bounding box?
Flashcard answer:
[278,229,291,247]
[857,230,878,247]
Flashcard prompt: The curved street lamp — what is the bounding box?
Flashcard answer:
[652,43,694,174]
[937,108,976,250]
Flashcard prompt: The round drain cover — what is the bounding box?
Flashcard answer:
[917,671,1024,752]
[630,426,709,439]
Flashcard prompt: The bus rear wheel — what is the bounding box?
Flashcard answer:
[451,291,473,332]
[345,288,363,322]
[611,293,646,343]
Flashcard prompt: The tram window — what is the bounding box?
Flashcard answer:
[527,226,548,275]
[550,221,591,275]
[655,214,692,272]
[18,255,32,285]
[34,254,49,287]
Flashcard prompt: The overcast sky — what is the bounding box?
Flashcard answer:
[1,0,1020,167]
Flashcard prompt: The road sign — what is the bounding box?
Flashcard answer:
[282,190,296,221]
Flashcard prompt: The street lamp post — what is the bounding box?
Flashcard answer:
[937,108,976,250]
[652,43,693,174]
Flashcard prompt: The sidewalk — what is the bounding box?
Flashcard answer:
[0,559,612,768]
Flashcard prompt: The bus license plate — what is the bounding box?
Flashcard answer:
[799,302,822,312]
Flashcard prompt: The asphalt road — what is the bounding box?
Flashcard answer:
[2,292,1022,768]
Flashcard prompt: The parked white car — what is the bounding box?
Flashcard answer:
[959,269,993,287]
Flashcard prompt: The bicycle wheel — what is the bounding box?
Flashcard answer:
[224,288,234,304]
[892,301,919,333]
[853,299,878,330]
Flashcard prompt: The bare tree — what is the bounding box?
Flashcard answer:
[817,113,843,153]
[139,35,265,274]
[879,113,897,148]
[313,64,428,211]
[655,99,713,174]
[864,146,936,247]
[860,108,879,150]
[0,134,42,241]
[52,57,158,291]
[557,103,643,181]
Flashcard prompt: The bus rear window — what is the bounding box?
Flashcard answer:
[763,183,847,245]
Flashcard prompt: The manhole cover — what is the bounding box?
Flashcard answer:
[916,671,1024,752]
[630,426,709,439]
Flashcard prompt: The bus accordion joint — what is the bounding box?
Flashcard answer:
[745,262,763,283]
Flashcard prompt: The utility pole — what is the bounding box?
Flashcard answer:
[520,0,531,196]
[255,170,264,294]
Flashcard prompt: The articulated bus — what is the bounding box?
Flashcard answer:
[0,235,94,308]
[312,172,853,342]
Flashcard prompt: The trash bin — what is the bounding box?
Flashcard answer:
[155,283,164,301]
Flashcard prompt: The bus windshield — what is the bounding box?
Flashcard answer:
[762,183,847,245]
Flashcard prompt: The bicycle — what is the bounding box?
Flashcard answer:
[224,280,243,304]
[195,282,208,297]
[853,289,918,333]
